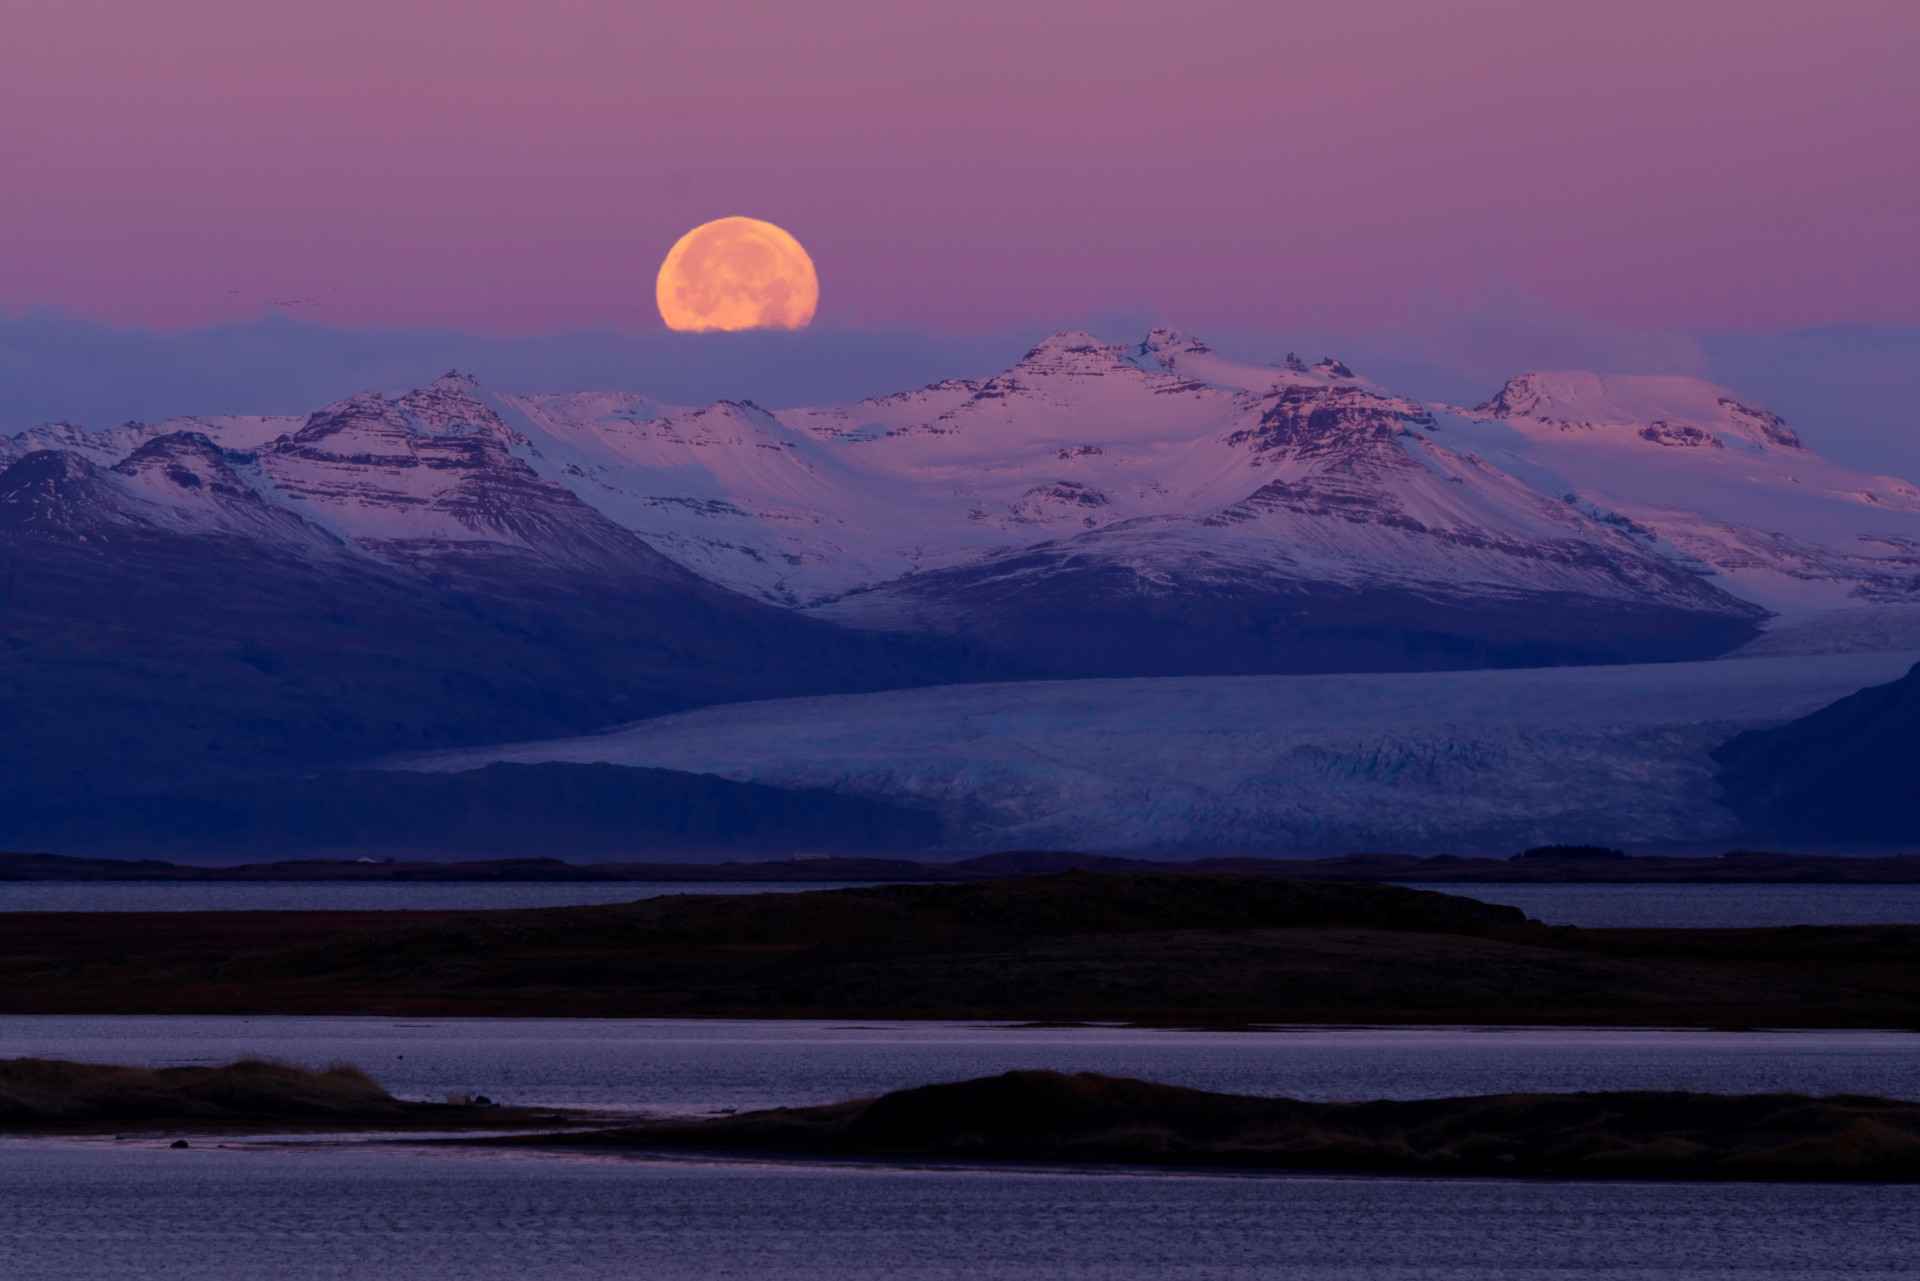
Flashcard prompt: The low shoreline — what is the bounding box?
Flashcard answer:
[472,1070,1920,1183]
[0,1057,613,1137]
[12,1060,1918,1183]
[3,875,1916,1028]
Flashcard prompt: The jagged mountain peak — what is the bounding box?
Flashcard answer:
[1005,330,1140,379]
[118,428,238,461]
[395,374,521,443]
[704,398,780,423]
[1229,383,1436,464]
[1139,327,1214,358]
[12,339,1918,676]
[1023,328,1115,356]
[1,418,174,468]
[111,431,256,495]
[1447,370,1920,610]
[1472,371,1803,452]
[0,440,337,550]
[1130,330,1370,395]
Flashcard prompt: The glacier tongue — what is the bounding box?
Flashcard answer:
[399,651,1920,853]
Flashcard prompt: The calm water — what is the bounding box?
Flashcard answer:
[1397,881,1920,928]
[6,1017,1920,1112]
[2,1142,1915,1281]
[0,880,884,913]
[6,878,1920,926]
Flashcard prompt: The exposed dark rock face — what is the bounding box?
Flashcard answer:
[1639,422,1722,448]
[1718,397,1803,449]
[1714,661,1920,842]
[1224,383,1435,461]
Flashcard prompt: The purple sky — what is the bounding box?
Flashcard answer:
[5,0,1916,335]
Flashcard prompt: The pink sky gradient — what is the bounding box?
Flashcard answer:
[3,0,1915,334]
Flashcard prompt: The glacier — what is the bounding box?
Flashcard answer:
[400,650,1920,854]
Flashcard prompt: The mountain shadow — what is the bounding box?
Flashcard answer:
[0,762,944,859]
[1713,661,1920,843]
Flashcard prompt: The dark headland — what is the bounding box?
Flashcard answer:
[4,874,1916,1027]
[512,1069,1920,1183]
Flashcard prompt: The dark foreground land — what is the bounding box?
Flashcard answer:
[517,1069,1920,1183]
[0,1058,594,1135]
[8,847,1920,883]
[3,875,1916,1027]
[11,1058,1915,1183]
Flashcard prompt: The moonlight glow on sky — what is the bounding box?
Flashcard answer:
[1,3,1915,336]
[656,217,820,332]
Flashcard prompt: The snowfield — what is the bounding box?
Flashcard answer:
[401,650,1920,853]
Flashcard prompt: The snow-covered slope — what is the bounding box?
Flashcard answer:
[255,374,697,579]
[502,391,923,604]
[498,330,1771,671]
[0,433,340,551]
[0,376,1014,805]
[400,650,1920,853]
[0,414,301,468]
[0,374,703,581]
[508,331,1740,614]
[12,335,1917,676]
[1444,373,1920,614]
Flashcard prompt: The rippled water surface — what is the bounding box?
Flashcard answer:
[3,1142,1915,1281]
[6,1017,1919,1112]
[8,1018,1919,1278]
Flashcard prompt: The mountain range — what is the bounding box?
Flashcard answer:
[5,328,1918,838]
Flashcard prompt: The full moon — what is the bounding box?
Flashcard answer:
[656,216,820,332]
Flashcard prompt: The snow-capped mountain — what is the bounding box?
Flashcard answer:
[0,432,341,550]
[498,331,1380,606]
[0,376,1003,805]
[0,414,300,470]
[9,327,1918,685]
[484,329,1780,671]
[803,337,1772,671]
[0,375,712,582]
[10,328,1920,823]
[1443,372,1920,612]
[251,375,702,580]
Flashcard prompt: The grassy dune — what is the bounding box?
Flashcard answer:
[0,1057,583,1134]
[543,1070,1920,1182]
